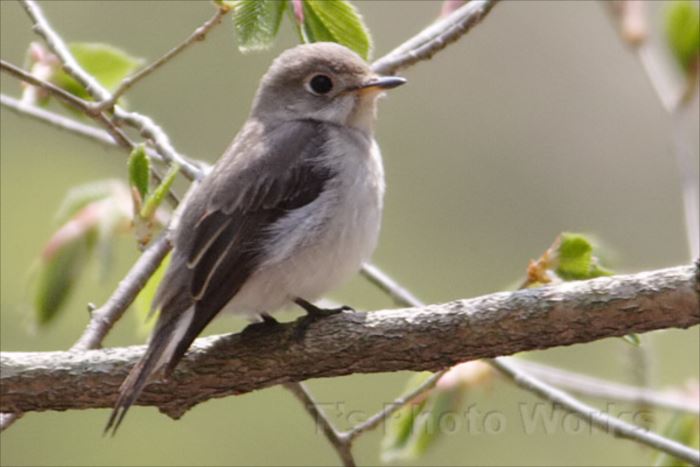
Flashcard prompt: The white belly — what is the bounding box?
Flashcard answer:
[223,135,385,316]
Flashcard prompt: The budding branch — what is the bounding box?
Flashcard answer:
[2,264,697,419]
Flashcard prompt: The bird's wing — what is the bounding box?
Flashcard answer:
[105,119,334,434]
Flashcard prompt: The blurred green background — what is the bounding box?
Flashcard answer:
[1,1,698,466]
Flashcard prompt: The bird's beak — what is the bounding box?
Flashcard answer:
[355,76,407,93]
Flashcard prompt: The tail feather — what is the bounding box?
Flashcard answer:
[104,307,193,436]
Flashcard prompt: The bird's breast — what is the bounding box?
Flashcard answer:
[243,130,384,309]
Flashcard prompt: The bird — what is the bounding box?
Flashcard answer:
[105,42,406,434]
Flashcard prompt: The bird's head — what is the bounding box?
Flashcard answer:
[251,42,405,133]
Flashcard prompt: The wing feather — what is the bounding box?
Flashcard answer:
[108,119,337,433]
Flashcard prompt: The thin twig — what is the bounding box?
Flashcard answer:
[513,359,699,415]
[1,93,120,147]
[93,7,229,113]
[601,0,699,260]
[371,0,499,75]
[72,235,171,351]
[283,383,356,467]
[489,357,700,466]
[636,44,680,114]
[342,369,448,443]
[360,263,422,307]
[0,93,189,169]
[1,59,89,111]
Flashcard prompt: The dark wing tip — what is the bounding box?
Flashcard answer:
[104,400,130,437]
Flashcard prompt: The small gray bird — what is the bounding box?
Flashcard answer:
[106,42,405,433]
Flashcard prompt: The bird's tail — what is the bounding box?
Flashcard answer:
[104,306,194,436]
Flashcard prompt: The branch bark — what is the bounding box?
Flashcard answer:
[2,264,697,417]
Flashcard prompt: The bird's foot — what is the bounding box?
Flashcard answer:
[294,298,354,318]
[292,299,354,341]
[242,313,279,334]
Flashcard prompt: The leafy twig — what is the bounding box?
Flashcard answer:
[1,59,89,111]
[20,0,202,181]
[21,0,110,102]
[0,62,180,205]
[342,369,447,443]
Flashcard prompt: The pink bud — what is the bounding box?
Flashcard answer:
[292,0,304,24]
[440,0,466,18]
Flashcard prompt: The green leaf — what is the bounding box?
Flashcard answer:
[382,372,433,461]
[622,333,641,346]
[665,1,700,72]
[34,231,96,325]
[95,199,129,281]
[555,233,612,280]
[128,145,150,202]
[213,0,236,10]
[141,164,180,219]
[382,372,464,461]
[133,252,171,336]
[552,233,635,345]
[232,0,287,53]
[52,43,143,100]
[654,414,700,466]
[302,0,372,60]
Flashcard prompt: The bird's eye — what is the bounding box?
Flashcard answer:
[307,74,334,95]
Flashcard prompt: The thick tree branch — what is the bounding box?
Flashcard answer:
[2,264,697,417]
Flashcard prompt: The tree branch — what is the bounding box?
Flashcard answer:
[71,235,171,351]
[0,59,89,112]
[602,1,700,261]
[93,6,229,113]
[2,264,697,416]
[343,369,448,443]
[0,94,121,148]
[489,356,700,466]
[283,382,356,467]
[371,0,499,75]
[512,359,700,415]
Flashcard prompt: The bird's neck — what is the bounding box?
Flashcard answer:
[347,94,379,135]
